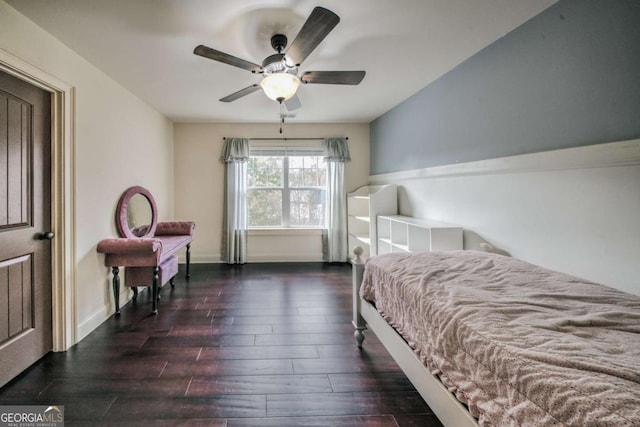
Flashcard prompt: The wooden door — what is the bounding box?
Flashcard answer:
[0,69,52,387]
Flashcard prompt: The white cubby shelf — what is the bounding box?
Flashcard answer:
[377,215,462,254]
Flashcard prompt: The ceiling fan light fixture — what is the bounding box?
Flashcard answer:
[260,72,301,102]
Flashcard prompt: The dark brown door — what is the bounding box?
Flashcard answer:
[0,69,52,387]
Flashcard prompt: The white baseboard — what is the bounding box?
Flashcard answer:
[178,253,221,263]
[248,253,324,262]
[76,292,132,341]
[186,253,324,263]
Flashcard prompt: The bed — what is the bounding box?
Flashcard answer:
[352,249,640,427]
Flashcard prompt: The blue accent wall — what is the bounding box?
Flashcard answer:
[370,0,640,174]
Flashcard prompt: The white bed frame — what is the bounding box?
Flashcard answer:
[352,250,479,427]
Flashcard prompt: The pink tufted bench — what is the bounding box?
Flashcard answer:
[97,186,195,315]
[127,255,178,300]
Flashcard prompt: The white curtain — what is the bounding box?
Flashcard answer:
[323,138,351,262]
[220,138,249,264]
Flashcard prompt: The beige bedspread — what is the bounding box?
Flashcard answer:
[360,250,640,427]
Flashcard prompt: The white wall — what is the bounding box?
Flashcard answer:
[370,140,640,296]
[174,122,370,262]
[0,1,175,340]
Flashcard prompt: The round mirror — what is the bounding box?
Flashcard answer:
[127,194,153,237]
[115,186,158,238]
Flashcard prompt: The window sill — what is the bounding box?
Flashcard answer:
[248,228,324,236]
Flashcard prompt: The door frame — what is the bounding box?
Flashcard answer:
[0,48,76,351]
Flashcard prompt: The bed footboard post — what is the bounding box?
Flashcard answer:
[351,246,366,348]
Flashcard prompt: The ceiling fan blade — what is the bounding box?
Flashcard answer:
[284,94,302,111]
[284,7,340,66]
[219,84,262,102]
[301,71,366,85]
[194,45,262,73]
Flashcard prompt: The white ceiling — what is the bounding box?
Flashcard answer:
[6,0,557,123]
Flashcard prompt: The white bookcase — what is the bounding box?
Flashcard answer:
[377,215,462,254]
[347,185,397,259]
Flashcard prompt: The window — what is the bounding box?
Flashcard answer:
[247,147,326,228]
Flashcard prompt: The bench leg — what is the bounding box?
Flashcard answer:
[132,287,138,301]
[186,244,191,279]
[170,276,175,288]
[112,266,121,315]
[151,266,159,315]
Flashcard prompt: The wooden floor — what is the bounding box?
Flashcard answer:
[0,263,443,426]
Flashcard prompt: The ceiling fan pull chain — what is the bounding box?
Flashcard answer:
[279,101,284,134]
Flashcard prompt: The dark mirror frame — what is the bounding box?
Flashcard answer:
[115,186,158,238]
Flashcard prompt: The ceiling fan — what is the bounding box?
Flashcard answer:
[193,6,365,111]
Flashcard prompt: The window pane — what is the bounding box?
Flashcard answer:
[289,167,304,187]
[289,156,303,168]
[248,189,282,226]
[248,156,283,187]
[289,156,326,188]
[290,189,324,227]
[304,167,326,187]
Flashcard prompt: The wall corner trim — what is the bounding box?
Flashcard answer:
[369,139,640,184]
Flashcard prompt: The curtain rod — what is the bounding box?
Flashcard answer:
[223,137,348,141]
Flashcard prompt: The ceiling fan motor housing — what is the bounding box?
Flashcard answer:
[270,34,288,53]
[262,53,297,75]
[263,34,298,75]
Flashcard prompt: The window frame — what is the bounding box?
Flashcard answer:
[247,144,326,229]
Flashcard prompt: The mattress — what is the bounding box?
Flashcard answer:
[360,250,640,427]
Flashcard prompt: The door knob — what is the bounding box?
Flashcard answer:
[38,231,55,240]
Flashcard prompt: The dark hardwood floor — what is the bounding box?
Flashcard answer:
[0,263,443,426]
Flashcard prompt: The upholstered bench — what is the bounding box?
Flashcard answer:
[127,254,178,301]
[96,186,195,315]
